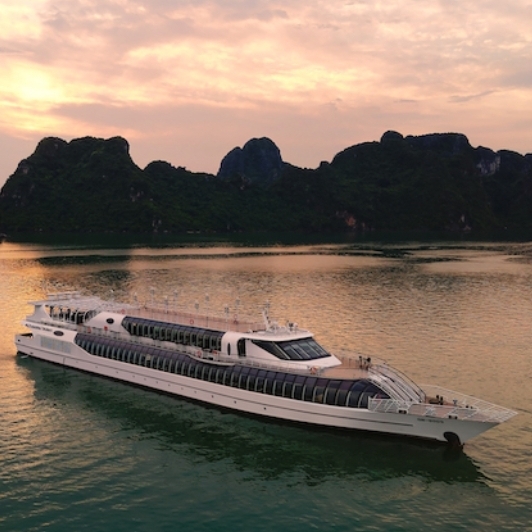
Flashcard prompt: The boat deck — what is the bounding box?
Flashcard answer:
[129,305,265,333]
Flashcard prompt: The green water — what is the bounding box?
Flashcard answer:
[1,237,531,531]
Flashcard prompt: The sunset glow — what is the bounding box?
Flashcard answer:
[0,0,531,183]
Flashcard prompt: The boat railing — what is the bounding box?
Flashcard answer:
[368,387,517,424]
[131,304,265,333]
[369,362,425,403]
[231,358,317,374]
[335,351,425,403]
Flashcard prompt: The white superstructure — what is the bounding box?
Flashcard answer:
[15,291,517,446]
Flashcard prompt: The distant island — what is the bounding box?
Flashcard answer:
[0,131,531,234]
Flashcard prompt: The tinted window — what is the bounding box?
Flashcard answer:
[347,381,368,408]
[293,375,306,400]
[324,380,342,405]
[313,378,329,403]
[264,371,277,394]
[303,377,317,401]
[335,381,352,406]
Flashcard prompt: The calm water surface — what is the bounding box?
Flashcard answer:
[1,237,531,531]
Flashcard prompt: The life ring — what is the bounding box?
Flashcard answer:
[190,319,194,325]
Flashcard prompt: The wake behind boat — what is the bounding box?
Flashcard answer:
[15,291,517,446]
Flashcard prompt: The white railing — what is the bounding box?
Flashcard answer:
[371,363,425,401]
[368,389,517,424]
[335,351,425,403]
[137,304,265,333]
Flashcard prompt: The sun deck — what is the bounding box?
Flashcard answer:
[130,304,265,334]
[32,292,267,334]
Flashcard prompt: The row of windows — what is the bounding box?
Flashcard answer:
[75,334,388,409]
[122,317,224,351]
[49,306,97,325]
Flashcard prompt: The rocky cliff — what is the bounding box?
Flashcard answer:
[0,131,531,234]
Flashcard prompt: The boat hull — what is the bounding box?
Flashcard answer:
[15,333,496,445]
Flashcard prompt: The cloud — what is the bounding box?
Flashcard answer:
[0,0,531,185]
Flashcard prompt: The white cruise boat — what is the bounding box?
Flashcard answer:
[15,291,517,446]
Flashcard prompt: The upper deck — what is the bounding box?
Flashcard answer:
[29,291,305,336]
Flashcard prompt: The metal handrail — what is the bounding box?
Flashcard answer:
[369,363,425,402]
[334,350,425,402]
[368,393,517,424]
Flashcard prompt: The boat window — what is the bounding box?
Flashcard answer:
[303,377,318,401]
[255,370,267,392]
[272,373,286,396]
[346,381,368,408]
[188,361,197,377]
[251,339,289,359]
[214,368,224,384]
[323,380,342,405]
[229,367,240,387]
[237,367,249,388]
[281,338,330,360]
[206,334,213,349]
[264,371,277,394]
[282,374,296,398]
[335,381,352,406]
[207,366,217,382]
[312,378,329,403]
[223,369,233,386]
[237,339,246,357]
[251,338,330,361]
[246,368,257,390]
[292,375,306,400]
[198,333,206,348]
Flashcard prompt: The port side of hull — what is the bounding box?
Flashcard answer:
[15,333,497,445]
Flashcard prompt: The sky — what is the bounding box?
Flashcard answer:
[1,0,531,187]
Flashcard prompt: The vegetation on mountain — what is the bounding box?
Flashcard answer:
[0,132,531,234]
